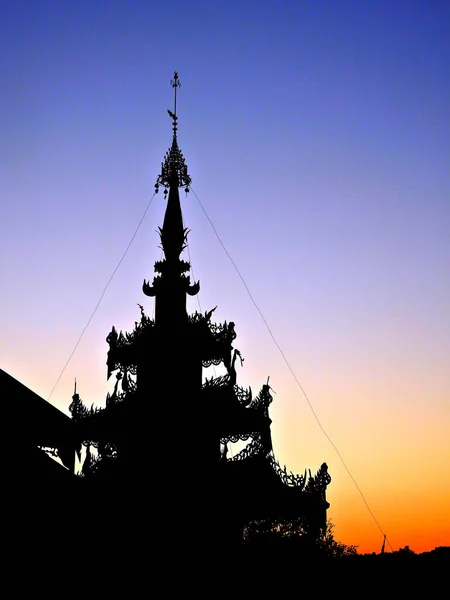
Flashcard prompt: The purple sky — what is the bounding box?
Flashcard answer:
[1,1,449,552]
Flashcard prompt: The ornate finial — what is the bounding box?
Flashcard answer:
[171,69,181,117]
[155,70,191,197]
[72,377,79,402]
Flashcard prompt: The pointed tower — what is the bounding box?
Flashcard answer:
[70,72,331,553]
[136,72,206,454]
[143,70,199,327]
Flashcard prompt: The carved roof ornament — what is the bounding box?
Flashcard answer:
[154,70,192,197]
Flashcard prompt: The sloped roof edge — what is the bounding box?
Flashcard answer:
[1,367,76,449]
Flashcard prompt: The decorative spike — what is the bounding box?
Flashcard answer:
[155,70,191,194]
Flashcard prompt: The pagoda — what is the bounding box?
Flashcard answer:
[69,71,331,551]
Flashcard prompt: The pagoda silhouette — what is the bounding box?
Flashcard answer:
[7,72,331,558]
[67,72,331,551]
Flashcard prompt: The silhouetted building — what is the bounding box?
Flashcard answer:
[2,367,81,554]
[4,73,330,556]
[68,72,331,549]
[2,367,77,479]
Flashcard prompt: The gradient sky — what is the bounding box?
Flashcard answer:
[1,0,449,554]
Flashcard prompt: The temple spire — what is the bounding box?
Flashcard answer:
[143,70,199,322]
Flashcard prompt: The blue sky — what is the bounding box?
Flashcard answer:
[1,1,449,552]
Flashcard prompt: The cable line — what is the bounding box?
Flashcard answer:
[191,186,393,551]
[47,193,156,401]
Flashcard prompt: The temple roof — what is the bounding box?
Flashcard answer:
[1,367,77,452]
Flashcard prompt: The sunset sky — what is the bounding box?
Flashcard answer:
[1,1,449,554]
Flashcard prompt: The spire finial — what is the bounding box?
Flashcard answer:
[171,69,181,117]
[72,377,79,402]
[167,70,180,138]
[155,70,191,196]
